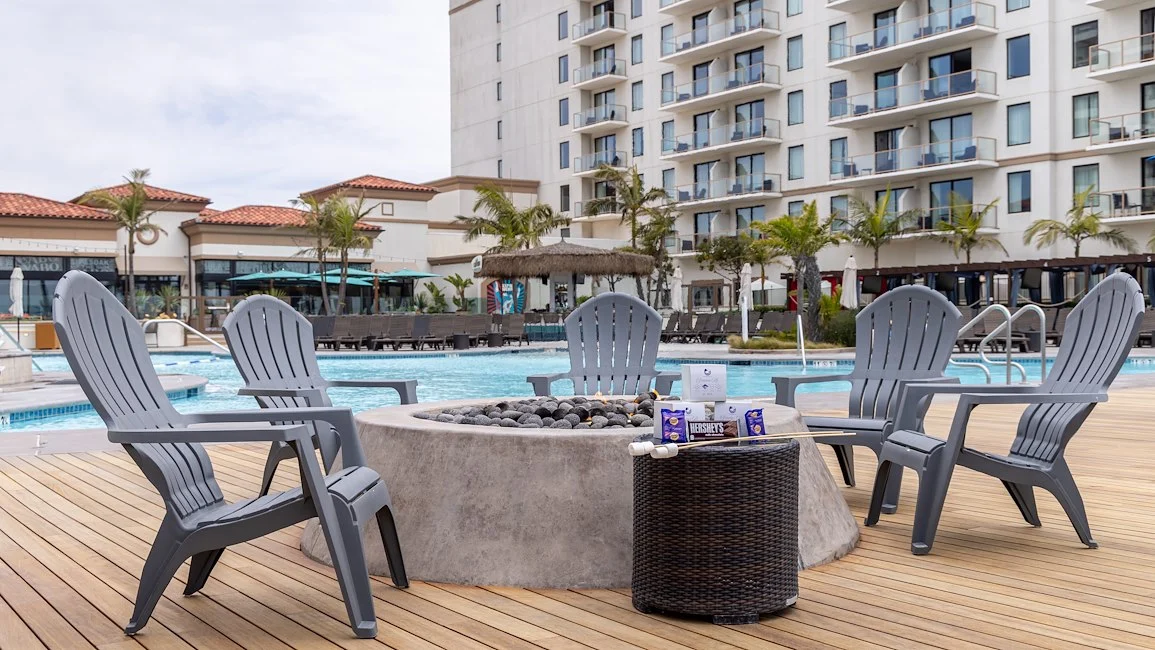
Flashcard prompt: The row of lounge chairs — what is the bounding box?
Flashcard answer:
[660,310,800,343]
[309,314,529,351]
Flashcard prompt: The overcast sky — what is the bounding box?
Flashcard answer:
[0,1,450,209]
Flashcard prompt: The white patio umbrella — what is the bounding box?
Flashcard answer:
[9,267,23,318]
[739,263,753,341]
[670,266,685,312]
[840,255,859,310]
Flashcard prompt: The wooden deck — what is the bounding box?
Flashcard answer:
[1,390,1154,650]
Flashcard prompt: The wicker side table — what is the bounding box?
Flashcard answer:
[631,439,800,624]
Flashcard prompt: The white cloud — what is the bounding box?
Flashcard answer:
[0,0,450,208]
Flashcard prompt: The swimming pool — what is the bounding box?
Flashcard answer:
[14,351,1155,432]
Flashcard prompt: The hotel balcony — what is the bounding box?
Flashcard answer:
[828,69,997,128]
[907,203,1000,235]
[658,0,722,16]
[1088,33,1155,81]
[571,201,623,223]
[573,150,628,178]
[661,64,781,113]
[831,137,998,188]
[660,117,782,162]
[572,12,626,48]
[667,229,763,257]
[573,59,627,92]
[828,3,996,72]
[1086,0,1145,9]
[1092,187,1155,224]
[673,173,782,209]
[659,10,780,65]
[1087,110,1155,153]
[573,104,628,136]
[826,0,908,12]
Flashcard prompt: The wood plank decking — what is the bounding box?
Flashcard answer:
[1,389,1154,649]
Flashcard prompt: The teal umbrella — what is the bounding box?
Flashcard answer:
[379,269,440,280]
[227,269,309,282]
[304,274,373,287]
[318,268,379,278]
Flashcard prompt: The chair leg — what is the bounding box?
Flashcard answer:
[880,464,903,515]
[183,548,226,595]
[1001,480,1041,527]
[259,445,283,497]
[328,499,378,638]
[908,450,956,555]
[1044,463,1097,548]
[376,507,409,588]
[865,460,897,527]
[830,444,856,486]
[126,526,188,635]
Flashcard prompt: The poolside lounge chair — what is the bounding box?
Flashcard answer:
[528,293,679,396]
[772,285,962,511]
[503,313,528,346]
[866,272,1144,554]
[371,314,413,351]
[660,312,681,342]
[336,316,371,350]
[685,312,720,343]
[316,315,350,350]
[1134,310,1155,347]
[663,312,694,342]
[224,295,418,495]
[52,271,407,639]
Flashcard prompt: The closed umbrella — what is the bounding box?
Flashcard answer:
[9,267,23,318]
[740,263,753,341]
[670,266,684,312]
[841,255,859,310]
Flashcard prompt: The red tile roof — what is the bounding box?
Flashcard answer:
[194,205,380,230]
[302,174,438,197]
[74,183,211,204]
[198,207,221,217]
[0,193,111,221]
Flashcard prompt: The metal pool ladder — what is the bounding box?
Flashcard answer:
[950,305,1047,384]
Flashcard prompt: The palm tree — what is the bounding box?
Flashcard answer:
[585,165,670,301]
[291,195,338,315]
[841,189,920,268]
[745,233,782,305]
[1023,186,1138,257]
[931,194,1006,264]
[456,183,570,252]
[79,169,168,316]
[635,206,678,306]
[329,194,375,314]
[753,201,843,340]
[446,273,475,312]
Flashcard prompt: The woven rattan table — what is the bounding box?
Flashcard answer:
[632,439,800,624]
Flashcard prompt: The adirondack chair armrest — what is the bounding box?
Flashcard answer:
[187,407,365,468]
[326,379,419,405]
[238,386,327,402]
[108,424,312,445]
[771,373,854,407]
[527,373,570,396]
[654,371,680,395]
[893,383,1039,431]
[956,391,1108,408]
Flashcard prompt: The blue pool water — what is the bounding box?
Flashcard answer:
[14,351,1155,432]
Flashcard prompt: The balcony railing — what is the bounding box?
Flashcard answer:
[915,203,999,231]
[662,117,782,155]
[574,58,626,85]
[573,201,623,219]
[829,69,996,121]
[832,137,996,181]
[829,2,995,62]
[1089,110,1155,146]
[673,173,781,203]
[1089,32,1155,73]
[662,63,781,106]
[661,9,780,57]
[668,229,762,254]
[574,150,627,174]
[1090,187,1155,220]
[574,104,627,129]
[572,12,625,41]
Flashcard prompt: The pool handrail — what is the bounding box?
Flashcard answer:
[140,318,230,355]
[949,305,1009,383]
[980,305,1046,383]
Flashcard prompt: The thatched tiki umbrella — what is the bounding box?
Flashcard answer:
[479,241,654,311]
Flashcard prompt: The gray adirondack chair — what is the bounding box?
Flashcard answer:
[528,293,680,396]
[866,272,1144,555]
[772,285,962,512]
[52,271,406,638]
[223,295,418,495]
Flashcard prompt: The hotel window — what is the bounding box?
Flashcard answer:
[1072,22,1098,68]
[632,35,644,64]
[496,81,502,101]
[661,24,674,57]
[497,159,503,178]
[661,120,675,153]
[830,137,848,176]
[788,201,804,217]
[1007,35,1030,79]
[829,80,847,118]
[560,185,571,213]
[1073,164,1099,199]
[829,23,846,61]
[736,205,766,231]
[787,90,804,125]
[661,71,674,104]
[560,141,570,169]
[787,36,803,71]
[1007,0,1029,11]
[1008,171,1031,213]
[662,168,676,191]
[559,97,569,126]
[558,11,568,40]
[496,3,501,22]
[497,120,503,140]
[831,195,849,232]
[1072,92,1099,138]
[787,0,802,17]
[632,81,644,111]
[788,145,804,180]
[1007,103,1030,145]
[559,55,569,83]
[496,42,502,62]
[632,0,643,18]
[632,127,644,157]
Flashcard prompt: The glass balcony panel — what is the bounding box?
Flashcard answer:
[662,9,780,56]
[662,63,781,105]
[1090,187,1155,219]
[829,2,995,61]
[663,117,782,154]
[673,173,781,202]
[830,137,995,181]
[574,150,627,173]
[574,104,627,128]
[574,59,626,84]
[1089,110,1155,145]
[828,69,995,120]
[573,12,625,41]
[915,204,998,231]
[1090,32,1155,72]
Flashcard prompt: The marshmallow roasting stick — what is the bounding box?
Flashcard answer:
[628,431,844,459]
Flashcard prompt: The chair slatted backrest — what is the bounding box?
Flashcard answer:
[506,313,525,336]
[677,312,695,331]
[849,285,962,420]
[566,293,662,395]
[663,313,680,334]
[388,314,413,338]
[53,271,224,520]
[1013,273,1144,462]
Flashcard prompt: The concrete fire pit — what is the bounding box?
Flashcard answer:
[301,398,859,588]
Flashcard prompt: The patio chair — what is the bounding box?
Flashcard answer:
[421,315,456,350]
[335,316,371,350]
[503,313,528,346]
[311,316,335,345]
[52,271,407,639]
[666,312,696,342]
[528,293,679,396]
[224,295,418,495]
[1135,310,1155,347]
[371,314,413,351]
[660,312,682,342]
[772,285,962,512]
[866,272,1144,554]
[316,316,350,350]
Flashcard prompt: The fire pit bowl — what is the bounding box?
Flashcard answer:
[300,398,859,588]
